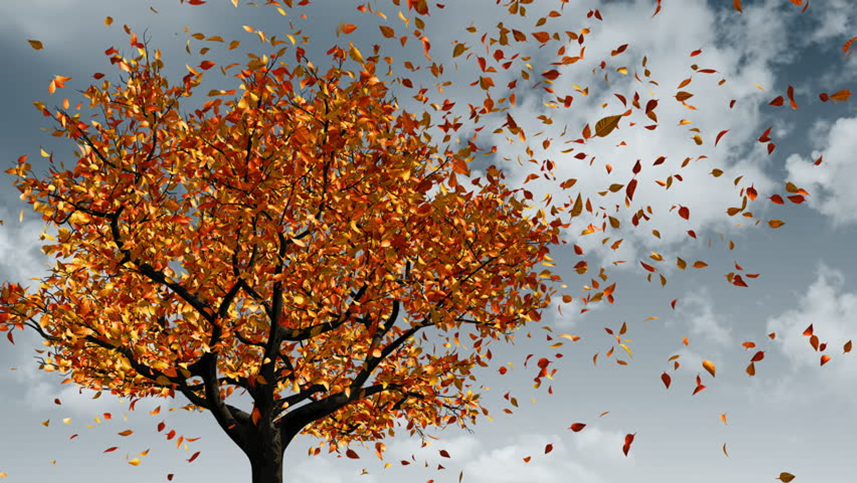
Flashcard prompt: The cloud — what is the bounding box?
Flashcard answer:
[673,288,732,346]
[766,263,857,385]
[785,116,857,227]
[462,433,606,483]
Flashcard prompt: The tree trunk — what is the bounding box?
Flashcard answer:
[250,449,284,483]
[247,419,287,483]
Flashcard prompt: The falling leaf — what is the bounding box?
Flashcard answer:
[28,39,44,50]
[594,115,622,137]
[720,414,727,425]
[199,60,216,70]
[776,472,796,482]
[188,451,201,463]
[844,340,852,353]
[569,423,586,432]
[723,443,729,457]
[128,458,141,466]
[820,355,831,366]
[702,360,716,377]
[768,219,785,229]
[346,449,360,459]
[105,16,113,26]
[733,0,743,12]
[104,447,119,453]
[340,24,357,34]
[118,430,133,436]
[661,372,671,389]
[622,433,636,456]
[545,443,553,454]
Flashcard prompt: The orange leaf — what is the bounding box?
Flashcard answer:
[820,354,831,366]
[678,206,690,220]
[733,0,742,12]
[199,60,216,70]
[341,24,357,34]
[787,85,798,109]
[118,430,133,437]
[702,360,716,377]
[104,447,119,453]
[569,423,586,432]
[28,39,44,50]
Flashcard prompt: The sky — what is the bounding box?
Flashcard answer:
[1,0,856,482]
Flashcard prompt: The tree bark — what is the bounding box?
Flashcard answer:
[246,418,287,483]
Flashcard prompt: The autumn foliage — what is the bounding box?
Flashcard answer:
[1,0,850,481]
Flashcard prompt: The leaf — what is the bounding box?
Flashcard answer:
[118,430,134,436]
[678,206,690,220]
[769,96,784,106]
[820,354,831,366]
[844,340,852,353]
[722,443,729,457]
[787,85,798,109]
[104,447,119,453]
[715,130,729,146]
[768,219,785,228]
[199,60,216,70]
[28,39,44,50]
[187,451,201,463]
[720,414,727,425]
[340,24,357,34]
[569,423,586,432]
[661,372,671,389]
[346,449,359,459]
[594,115,622,137]
[830,89,851,102]
[702,360,716,377]
[544,443,553,454]
[105,16,114,26]
[622,433,635,456]
[776,472,796,482]
[128,458,141,466]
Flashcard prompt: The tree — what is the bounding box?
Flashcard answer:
[1,20,561,483]
[2,0,828,482]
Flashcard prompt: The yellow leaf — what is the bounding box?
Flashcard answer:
[62,418,71,424]
[702,360,716,377]
[128,458,141,466]
[348,43,364,63]
[28,39,44,50]
[594,115,622,137]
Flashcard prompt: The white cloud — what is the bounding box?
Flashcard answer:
[785,116,857,227]
[673,288,732,346]
[463,433,606,483]
[766,264,857,385]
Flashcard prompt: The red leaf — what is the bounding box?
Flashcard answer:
[769,96,784,106]
[678,206,690,220]
[787,85,798,109]
[661,372,671,389]
[346,449,360,459]
[439,450,450,458]
[569,423,586,432]
[104,447,119,453]
[199,60,216,70]
[751,351,765,362]
[715,130,729,146]
[187,451,201,463]
[545,443,553,454]
[803,324,814,336]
